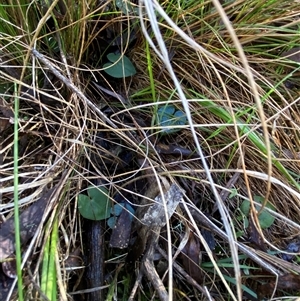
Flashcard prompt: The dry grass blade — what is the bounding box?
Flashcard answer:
[1,0,300,300]
[31,49,117,129]
[140,0,243,299]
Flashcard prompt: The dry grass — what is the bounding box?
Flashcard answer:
[1,0,300,300]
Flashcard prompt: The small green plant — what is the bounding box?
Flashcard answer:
[107,202,135,229]
[78,186,111,220]
[41,218,58,301]
[240,195,276,229]
[229,188,238,199]
[201,255,258,300]
[156,104,187,134]
[115,0,139,15]
[103,53,137,78]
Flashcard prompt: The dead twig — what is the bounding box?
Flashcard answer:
[157,246,214,301]
[128,183,184,301]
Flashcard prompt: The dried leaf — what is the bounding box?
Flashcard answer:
[0,97,14,133]
[247,216,267,252]
[201,228,216,251]
[0,118,10,133]
[181,231,203,283]
[1,256,16,278]
[64,248,83,276]
[127,183,184,263]
[259,273,300,298]
[0,188,54,260]
[0,98,14,119]
[140,184,183,227]
[155,143,197,157]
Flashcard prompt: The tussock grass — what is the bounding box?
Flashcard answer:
[1,0,300,300]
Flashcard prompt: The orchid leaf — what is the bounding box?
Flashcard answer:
[103,53,136,78]
[78,186,111,221]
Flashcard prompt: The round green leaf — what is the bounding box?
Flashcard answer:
[107,216,117,229]
[110,202,135,218]
[107,53,121,63]
[174,110,187,125]
[111,203,124,217]
[240,196,276,229]
[107,202,135,229]
[103,53,136,78]
[258,209,275,229]
[158,105,176,118]
[157,105,187,134]
[78,186,111,220]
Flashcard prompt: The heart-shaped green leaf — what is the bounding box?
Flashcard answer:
[240,195,276,229]
[78,186,111,220]
[103,53,136,78]
[157,104,187,134]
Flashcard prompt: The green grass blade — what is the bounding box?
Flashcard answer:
[195,96,299,188]
[146,40,156,102]
[41,230,50,294]
[223,274,257,299]
[41,218,58,300]
[13,83,24,301]
[46,217,58,300]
